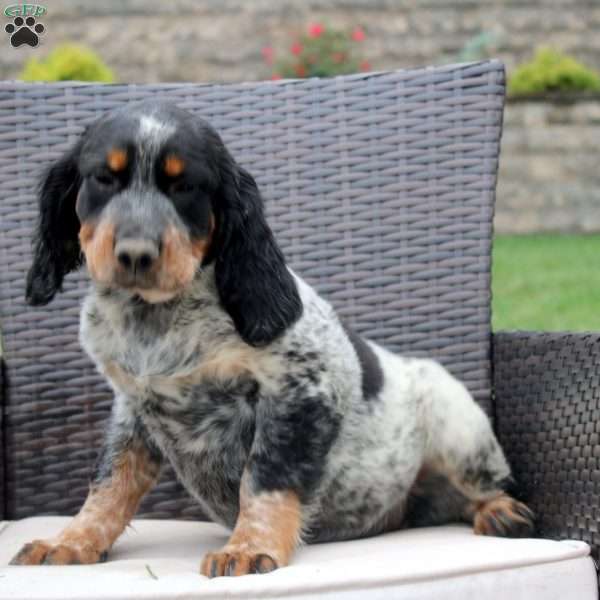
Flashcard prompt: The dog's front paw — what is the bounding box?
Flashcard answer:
[10,539,107,565]
[201,548,278,578]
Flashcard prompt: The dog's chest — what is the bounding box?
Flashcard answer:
[134,375,258,526]
[112,336,260,523]
[81,292,273,521]
[138,376,258,515]
[81,289,276,396]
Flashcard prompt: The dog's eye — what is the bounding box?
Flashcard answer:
[93,172,117,188]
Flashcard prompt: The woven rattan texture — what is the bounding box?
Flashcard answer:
[493,332,600,561]
[0,61,504,519]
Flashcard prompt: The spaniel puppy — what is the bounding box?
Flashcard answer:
[11,101,534,576]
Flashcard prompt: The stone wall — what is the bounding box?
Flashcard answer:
[2,0,599,86]
[1,0,599,233]
[497,98,600,233]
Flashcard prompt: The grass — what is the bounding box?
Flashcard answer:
[492,234,600,331]
[145,564,159,580]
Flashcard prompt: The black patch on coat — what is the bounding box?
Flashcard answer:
[403,470,471,528]
[249,393,341,501]
[342,324,383,400]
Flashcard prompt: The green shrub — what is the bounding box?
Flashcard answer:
[21,43,114,82]
[263,23,370,79]
[508,47,600,96]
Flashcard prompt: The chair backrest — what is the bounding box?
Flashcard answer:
[0,61,505,520]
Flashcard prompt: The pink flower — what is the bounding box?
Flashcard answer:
[308,23,324,38]
[271,73,282,80]
[359,60,371,72]
[262,46,274,65]
[291,42,303,56]
[352,27,365,42]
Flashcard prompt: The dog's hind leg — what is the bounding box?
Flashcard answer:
[403,464,535,538]
[402,359,535,538]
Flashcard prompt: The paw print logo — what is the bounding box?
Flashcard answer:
[5,16,45,48]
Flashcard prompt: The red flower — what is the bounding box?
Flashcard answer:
[359,60,371,72]
[291,42,303,56]
[271,73,282,80]
[295,64,307,77]
[352,27,365,42]
[262,46,274,65]
[332,52,346,64]
[308,23,324,38]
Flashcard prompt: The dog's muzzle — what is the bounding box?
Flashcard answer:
[108,190,173,289]
[114,237,160,277]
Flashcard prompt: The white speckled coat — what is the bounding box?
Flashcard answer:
[81,264,511,541]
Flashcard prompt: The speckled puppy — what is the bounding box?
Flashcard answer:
[11,101,534,576]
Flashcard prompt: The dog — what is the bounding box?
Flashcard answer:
[11,101,534,576]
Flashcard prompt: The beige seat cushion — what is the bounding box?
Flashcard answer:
[0,517,596,600]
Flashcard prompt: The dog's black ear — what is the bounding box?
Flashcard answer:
[26,141,83,305]
[214,160,302,346]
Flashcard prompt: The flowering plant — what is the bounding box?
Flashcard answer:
[263,23,370,79]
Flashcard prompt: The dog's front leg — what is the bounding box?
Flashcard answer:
[10,407,162,565]
[201,395,339,577]
[201,472,302,577]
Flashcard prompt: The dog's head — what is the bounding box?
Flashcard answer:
[26,100,302,346]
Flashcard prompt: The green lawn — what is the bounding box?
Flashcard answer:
[492,234,600,331]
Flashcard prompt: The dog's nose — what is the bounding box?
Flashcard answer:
[114,238,160,274]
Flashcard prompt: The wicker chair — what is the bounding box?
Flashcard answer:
[0,62,598,597]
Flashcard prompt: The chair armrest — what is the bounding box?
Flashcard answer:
[492,331,600,560]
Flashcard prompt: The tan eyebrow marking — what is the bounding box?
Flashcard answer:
[164,154,185,177]
[106,148,128,172]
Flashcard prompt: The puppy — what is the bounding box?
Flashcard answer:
[11,101,534,576]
